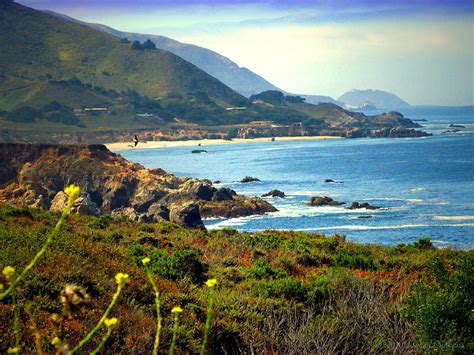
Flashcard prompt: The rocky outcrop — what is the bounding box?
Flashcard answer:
[308,196,345,206]
[348,202,382,210]
[169,203,204,229]
[0,143,276,228]
[200,196,277,218]
[241,176,261,183]
[262,190,286,198]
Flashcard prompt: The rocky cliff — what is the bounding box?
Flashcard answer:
[0,143,276,227]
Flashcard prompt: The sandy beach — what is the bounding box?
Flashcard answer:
[106,135,343,151]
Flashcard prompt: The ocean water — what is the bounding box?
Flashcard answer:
[119,106,474,249]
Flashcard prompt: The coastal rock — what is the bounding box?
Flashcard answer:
[147,203,170,222]
[200,196,277,218]
[324,179,343,184]
[191,149,208,154]
[449,124,465,128]
[169,203,204,229]
[0,143,277,228]
[262,189,286,198]
[348,202,382,210]
[308,196,345,206]
[368,127,431,138]
[241,176,261,183]
[111,207,144,222]
[50,191,98,215]
[212,188,237,201]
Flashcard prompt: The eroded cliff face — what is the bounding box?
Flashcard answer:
[0,143,276,227]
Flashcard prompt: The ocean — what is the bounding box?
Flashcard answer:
[119,106,474,249]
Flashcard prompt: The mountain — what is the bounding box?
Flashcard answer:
[0,2,428,142]
[338,89,410,109]
[298,94,343,106]
[0,0,246,111]
[43,10,282,97]
[44,10,345,105]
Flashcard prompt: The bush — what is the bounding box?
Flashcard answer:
[127,244,207,283]
[251,277,308,302]
[6,106,41,123]
[335,248,376,270]
[245,258,286,280]
[403,255,474,350]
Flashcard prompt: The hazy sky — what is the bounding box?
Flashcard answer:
[19,0,474,105]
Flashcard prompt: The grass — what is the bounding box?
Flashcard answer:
[0,203,472,353]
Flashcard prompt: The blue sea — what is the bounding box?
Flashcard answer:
[119,106,474,249]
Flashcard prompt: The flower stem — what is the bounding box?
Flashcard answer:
[90,327,113,355]
[145,268,162,355]
[12,289,21,351]
[200,287,215,355]
[68,284,123,354]
[0,205,72,301]
[169,312,180,355]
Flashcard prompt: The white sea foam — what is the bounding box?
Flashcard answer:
[266,204,384,218]
[364,197,423,203]
[410,187,428,192]
[433,216,474,221]
[300,224,429,231]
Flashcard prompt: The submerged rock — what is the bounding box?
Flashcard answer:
[240,176,261,183]
[308,196,345,206]
[262,189,286,198]
[348,202,382,210]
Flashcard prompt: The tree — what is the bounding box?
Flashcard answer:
[142,39,156,50]
[131,40,143,50]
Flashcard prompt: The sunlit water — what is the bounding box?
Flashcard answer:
[119,106,474,249]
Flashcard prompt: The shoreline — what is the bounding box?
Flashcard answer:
[106,135,343,151]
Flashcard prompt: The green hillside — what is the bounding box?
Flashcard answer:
[0,1,245,109]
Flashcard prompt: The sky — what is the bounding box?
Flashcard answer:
[19,0,474,105]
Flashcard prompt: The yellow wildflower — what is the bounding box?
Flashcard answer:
[2,266,15,283]
[115,273,130,287]
[205,278,217,288]
[64,184,80,204]
[141,257,151,266]
[171,306,183,314]
[7,347,20,354]
[104,317,119,329]
[51,337,62,346]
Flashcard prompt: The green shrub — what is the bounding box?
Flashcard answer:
[87,215,113,229]
[245,258,286,280]
[243,232,281,250]
[251,277,308,302]
[127,244,207,284]
[403,255,474,351]
[335,249,376,270]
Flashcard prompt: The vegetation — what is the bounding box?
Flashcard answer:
[0,202,472,353]
[0,1,245,112]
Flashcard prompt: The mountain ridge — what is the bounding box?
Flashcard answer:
[42,10,282,98]
[338,89,410,109]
